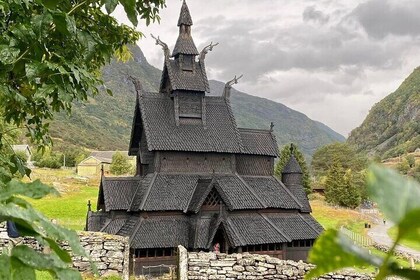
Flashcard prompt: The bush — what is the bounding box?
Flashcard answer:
[397,159,410,174]
[34,153,62,169]
[406,154,416,168]
[110,151,132,175]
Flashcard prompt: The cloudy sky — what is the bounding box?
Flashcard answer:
[115,0,420,137]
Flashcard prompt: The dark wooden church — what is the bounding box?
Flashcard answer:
[86,0,322,271]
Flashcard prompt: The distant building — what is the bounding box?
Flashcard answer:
[77,151,133,177]
[86,1,322,275]
[12,144,32,163]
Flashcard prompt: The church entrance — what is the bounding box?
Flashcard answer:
[212,227,228,253]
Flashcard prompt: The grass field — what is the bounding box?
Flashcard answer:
[26,168,99,230]
[310,197,367,234]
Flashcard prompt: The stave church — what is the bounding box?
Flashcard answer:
[86,0,323,273]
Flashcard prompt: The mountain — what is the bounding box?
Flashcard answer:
[50,45,344,157]
[348,68,420,159]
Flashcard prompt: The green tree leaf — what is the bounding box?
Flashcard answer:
[396,208,420,246]
[11,258,36,280]
[103,0,119,14]
[3,179,58,201]
[0,45,20,64]
[0,254,11,278]
[367,165,420,224]
[305,229,373,279]
[120,0,138,26]
[44,238,72,263]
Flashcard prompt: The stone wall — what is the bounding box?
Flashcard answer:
[373,243,420,264]
[0,223,129,280]
[183,249,372,280]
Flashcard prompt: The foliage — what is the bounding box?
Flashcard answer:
[306,165,420,280]
[14,150,28,164]
[274,143,311,194]
[0,0,165,278]
[348,67,420,159]
[110,151,132,175]
[397,158,411,174]
[311,142,367,177]
[324,161,364,208]
[36,155,62,169]
[0,0,165,147]
[406,154,416,168]
[62,146,88,167]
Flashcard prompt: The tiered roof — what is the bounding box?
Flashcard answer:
[90,211,322,250]
[97,174,311,214]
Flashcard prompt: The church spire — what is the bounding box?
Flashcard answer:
[178,0,193,26]
[172,0,199,57]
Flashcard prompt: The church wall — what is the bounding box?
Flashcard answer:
[158,152,234,173]
[236,155,274,176]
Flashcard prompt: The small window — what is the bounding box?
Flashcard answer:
[287,242,293,248]
[156,249,164,257]
[306,240,311,247]
[139,250,147,258]
[275,244,282,251]
[269,244,275,251]
[164,248,172,256]
[182,56,193,71]
[203,188,221,207]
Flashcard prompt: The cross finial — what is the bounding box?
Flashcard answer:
[101,164,104,176]
[270,122,274,132]
[290,143,295,154]
[87,200,92,212]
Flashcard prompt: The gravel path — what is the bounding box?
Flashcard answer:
[367,220,420,258]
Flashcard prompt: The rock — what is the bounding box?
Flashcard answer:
[210,261,236,267]
[233,265,245,272]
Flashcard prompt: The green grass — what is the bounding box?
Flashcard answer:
[310,199,367,234]
[27,168,99,230]
[388,226,420,251]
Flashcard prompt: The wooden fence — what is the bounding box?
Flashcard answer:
[340,226,373,247]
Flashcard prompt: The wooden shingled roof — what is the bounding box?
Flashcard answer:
[98,173,310,214]
[96,212,322,249]
[130,92,279,157]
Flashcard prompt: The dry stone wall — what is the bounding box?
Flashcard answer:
[0,223,129,280]
[184,249,372,280]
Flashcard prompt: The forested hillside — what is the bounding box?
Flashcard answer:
[348,68,420,159]
[50,45,344,157]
